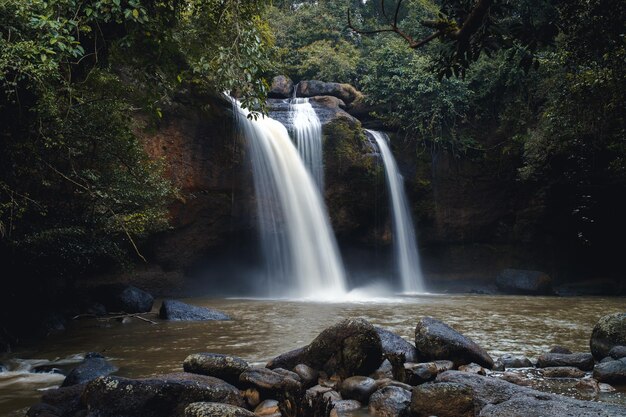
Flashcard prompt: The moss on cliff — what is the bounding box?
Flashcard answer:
[323,116,385,242]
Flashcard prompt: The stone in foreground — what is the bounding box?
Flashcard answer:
[410,382,475,417]
[591,313,626,360]
[438,370,626,416]
[414,316,494,368]
[185,402,255,417]
[339,376,377,403]
[160,300,230,321]
[368,385,411,417]
[267,318,383,377]
[183,353,249,385]
[375,327,418,362]
[82,373,245,417]
[593,357,626,384]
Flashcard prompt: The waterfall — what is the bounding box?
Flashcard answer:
[290,98,324,190]
[368,130,425,293]
[232,98,347,299]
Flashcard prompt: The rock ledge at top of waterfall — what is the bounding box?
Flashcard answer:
[268,75,362,105]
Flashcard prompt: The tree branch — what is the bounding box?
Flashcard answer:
[348,0,494,50]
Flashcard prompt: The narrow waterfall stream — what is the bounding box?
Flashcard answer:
[290,98,324,190]
[233,99,347,298]
[368,130,425,293]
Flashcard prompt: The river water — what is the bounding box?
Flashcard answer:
[1,294,625,415]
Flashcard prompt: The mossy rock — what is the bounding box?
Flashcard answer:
[591,313,626,360]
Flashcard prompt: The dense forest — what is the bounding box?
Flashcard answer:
[1,0,625,344]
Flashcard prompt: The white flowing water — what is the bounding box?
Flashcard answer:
[368,130,425,293]
[233,99,347,299]
[290,98,324,190]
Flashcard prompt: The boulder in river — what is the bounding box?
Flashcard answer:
[61,352,117,387]
[330,399,361,417]
[185,402,255,417]
[414,316,494,368]
[183,353,249,385]
[590,312,626,360]
[92,284,154,313]
[160,300,230,321]
[593,357,626,384]
[495,269,553,295]
[368,385,411,417]
[268,75,294,99]
[375,327,418,362]
[82,373,245,417]
[267,318,383,377]
[536,352,594,371]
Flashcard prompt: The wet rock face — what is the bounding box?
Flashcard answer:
[82,373,245,417]
[185,401,256,417]
[267,318,384,378]
[495,269,553,295]
[411,382,476,417]
[536,352,594,371]
[183,353,249,385]
[92,284,154,313]
[368,385,411,417]
[160,300,230,321]
[61,354,117,387]
[414,316,494,369]
[593,357,626,384]
[268,75,294,99]
[590,313,626,360]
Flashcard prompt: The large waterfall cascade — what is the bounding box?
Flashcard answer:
[368,130,425,293]
[289,97,324,190]
[232,98,347,299]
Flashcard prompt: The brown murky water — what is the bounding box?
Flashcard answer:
[2,294,625,415]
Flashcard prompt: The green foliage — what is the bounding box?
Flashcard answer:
[0,0,274,280]
[361,38,474,154]
[296,40,360,83]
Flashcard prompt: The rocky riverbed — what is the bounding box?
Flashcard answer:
[16,307,626,417]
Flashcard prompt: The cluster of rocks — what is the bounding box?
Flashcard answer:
[27,312,626,417]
